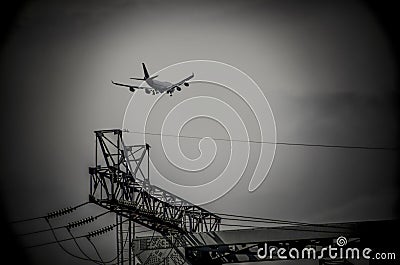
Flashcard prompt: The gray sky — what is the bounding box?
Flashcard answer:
[0,0,398,264]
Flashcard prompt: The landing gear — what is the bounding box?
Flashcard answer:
[184,82,189,87]
[177,87,181,91]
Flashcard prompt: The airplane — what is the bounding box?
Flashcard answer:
[112,63,194,96]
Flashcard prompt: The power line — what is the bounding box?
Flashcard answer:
[215,212,310,226]
[67,228,104,265]
[72,223,131,265]
[97,226,148,265]
[26,219,128,249]
[123,130,398,151]
[45,212,127,265]
[96,223,148,265]
[17,211,110,237]
[221,217,308,226]
[45,217,97,263]
[220,216,348,230]
[87,237,106,265]
[105,227,131,264]
[219,223,350,234]
[217,212,353,231]
[272,142,398,150]
[11,201,90,224]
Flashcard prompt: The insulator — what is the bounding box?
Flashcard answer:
[67,216,95,229]
[87,225,114,238]
[47,206,74,219]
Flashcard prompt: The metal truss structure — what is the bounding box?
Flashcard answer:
[88,129,221,264]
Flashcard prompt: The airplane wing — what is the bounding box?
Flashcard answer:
[111,80,152,91]
[166,73,194,91]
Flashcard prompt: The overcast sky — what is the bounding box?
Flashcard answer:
[0,0,398,264]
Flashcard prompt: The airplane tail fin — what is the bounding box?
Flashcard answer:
[142,63,150,79]
[130,63,150,80]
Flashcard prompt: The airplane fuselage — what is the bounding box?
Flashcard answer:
[146,79,173,93]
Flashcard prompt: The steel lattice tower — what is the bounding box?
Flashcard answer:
[88,129,221,264]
